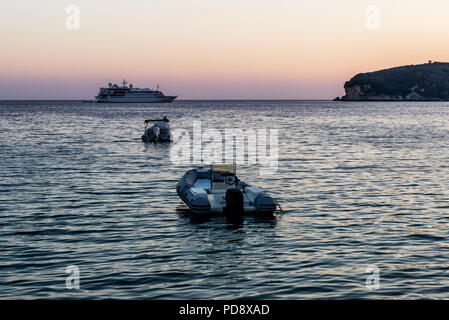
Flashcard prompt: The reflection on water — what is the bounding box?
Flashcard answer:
[1,100,449,299]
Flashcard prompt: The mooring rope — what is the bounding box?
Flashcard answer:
[274,198,284,214]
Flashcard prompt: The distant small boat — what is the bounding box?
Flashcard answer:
[141,117,171,142]
[176,163,278,218]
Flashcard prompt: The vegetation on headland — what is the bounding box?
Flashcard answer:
[335,61,449,101]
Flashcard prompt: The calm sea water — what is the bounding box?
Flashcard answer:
[2,100,449,299]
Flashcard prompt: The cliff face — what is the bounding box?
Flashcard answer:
[342,83,406,101]
[339,62,449,101]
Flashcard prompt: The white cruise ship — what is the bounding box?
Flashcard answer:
[94,80,177,103]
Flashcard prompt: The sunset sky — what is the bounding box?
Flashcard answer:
[1,0,449,99]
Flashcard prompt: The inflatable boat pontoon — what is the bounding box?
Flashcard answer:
[176,164,277,217]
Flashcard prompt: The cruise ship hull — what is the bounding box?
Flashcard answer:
[94,96,176,103]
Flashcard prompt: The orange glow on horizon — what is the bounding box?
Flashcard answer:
[1,0,449,99]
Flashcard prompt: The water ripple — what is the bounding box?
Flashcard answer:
[1,100,449,299]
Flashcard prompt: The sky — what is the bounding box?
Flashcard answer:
[1,0,449,99]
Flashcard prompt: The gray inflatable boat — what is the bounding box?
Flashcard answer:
[141,117,171,142]
[176,163,277,216]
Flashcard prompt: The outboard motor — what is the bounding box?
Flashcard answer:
[152,126,160,141]
[224,188,244,221]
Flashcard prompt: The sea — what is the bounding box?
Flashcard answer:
[1,100,449,299]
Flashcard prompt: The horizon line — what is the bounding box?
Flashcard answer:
[0,99,335,102]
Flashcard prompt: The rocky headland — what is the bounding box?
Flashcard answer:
[335,62,449,101]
